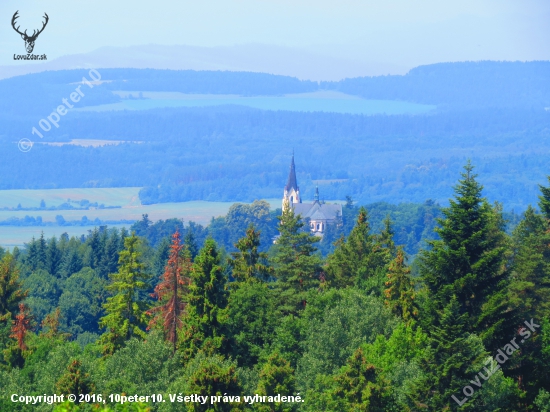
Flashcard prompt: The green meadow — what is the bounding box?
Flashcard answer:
[0,188,283,247]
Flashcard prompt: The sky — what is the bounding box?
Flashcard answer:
[0,0,548,78]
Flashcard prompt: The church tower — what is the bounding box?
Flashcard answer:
[283,154,301,210]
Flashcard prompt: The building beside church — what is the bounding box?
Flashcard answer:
[282,155,343,236]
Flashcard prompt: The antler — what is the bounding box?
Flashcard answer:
[11,11,27,37]
[29,13,49,39]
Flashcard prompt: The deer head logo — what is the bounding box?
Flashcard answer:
[11,11,49,54]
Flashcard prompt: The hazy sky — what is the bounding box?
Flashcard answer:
[0,0,548,75]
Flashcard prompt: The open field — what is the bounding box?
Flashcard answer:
[0,187,142,208]
[76,91,436,115]
[0,188,288,247]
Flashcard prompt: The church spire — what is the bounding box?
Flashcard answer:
[314,186,320,203]
[285,154,298,192]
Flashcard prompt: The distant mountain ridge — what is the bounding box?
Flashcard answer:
[1,61,549,113]
[0,44,388,82]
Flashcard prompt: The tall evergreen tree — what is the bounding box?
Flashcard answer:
[0,253,27,360]
[46,236,62,277]
[505,201,550,402]
[326,207,388,289]
[230,225,273,284]
[409,296,488,410]
[148,231,191,352]
[384,247,418,325]
[419,162,508,343]
[184,228,199,260]
[271,207,321,313]
[180,239,228,360]
[98,234,151,356]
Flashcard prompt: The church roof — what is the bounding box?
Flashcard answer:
[293,202,342,221]
[285,155,299,192]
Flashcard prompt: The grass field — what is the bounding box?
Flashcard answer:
[0,188,283,247]
[0,187,142,208]
[76,91,436,115]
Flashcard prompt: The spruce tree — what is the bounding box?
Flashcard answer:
[271,207,321,313]
[98,234,151,356]
[539,176,550,220]
[255,350,296,412]
[505,202,550,403]
[384,247,418,325]
[46,236,62,277]
[230,225,273,284]
[184,227,199,260]
[180,239,228,360]
[419,162,508,341]
[409,296,487,410]
[148,231,191,352]
[326,207,388,289]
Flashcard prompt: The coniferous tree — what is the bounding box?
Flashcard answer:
[46,236,62,277]
[255,350,296,412]
[148,231,191,352]
[98,234,151,356]
[409,296,487,410]
[55,360,95,403]
[326,207,388,289]
[153,237,171,280]
[419,162,508,342]
[10,303,32,351]
[505,200,550,402]
[180,238,228,360]
[230,225,273,284]
[271,207,321,313]
[539,176,550,220]
[101,229,121,278]
[184,227,199,260]
[384,247,418,325]
[0,253,27,358]
[313,347,386,412]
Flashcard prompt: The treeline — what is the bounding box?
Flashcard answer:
[0,164,549,410]
[323,61,550,109]
[0,215,134,227]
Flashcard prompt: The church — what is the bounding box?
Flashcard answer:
[282,155,343,236]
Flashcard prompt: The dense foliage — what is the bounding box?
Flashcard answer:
[0,163,549,411]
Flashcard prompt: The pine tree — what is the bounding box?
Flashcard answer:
[271,207,321,313]
[180,239,228,360]
[419,162,508,341]
[148,231,191,352]
[230,225,273,284]
[98,234,151,356]
[326,207,388,289]
[384,247,418,325]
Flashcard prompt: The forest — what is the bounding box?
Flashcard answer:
[1,61,550,211]
[0,163,549,411]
